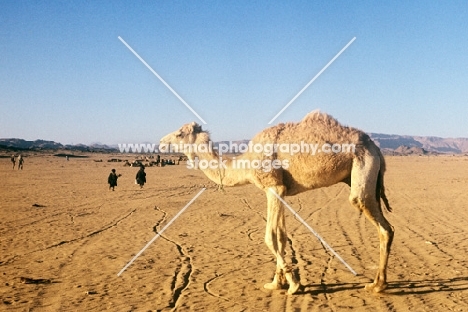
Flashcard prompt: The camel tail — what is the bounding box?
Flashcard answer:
[377,151,392,213]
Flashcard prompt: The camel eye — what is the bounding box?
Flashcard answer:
[176,132,183,138]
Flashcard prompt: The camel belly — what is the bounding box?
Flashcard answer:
[280,154,353,195]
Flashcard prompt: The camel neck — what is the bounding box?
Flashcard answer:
[190,150,251,187]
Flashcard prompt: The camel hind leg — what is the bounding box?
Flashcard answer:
[349,156,394,293]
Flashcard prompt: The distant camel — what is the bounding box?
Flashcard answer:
[160,111,394,295]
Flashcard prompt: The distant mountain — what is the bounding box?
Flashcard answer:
[0,138,118,153]
[370,133,468,154]
[0,138,62,150]
[1,134,468,155]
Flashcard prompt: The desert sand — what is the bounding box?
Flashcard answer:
[1,154,467,311]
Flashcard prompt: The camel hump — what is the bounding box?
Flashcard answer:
[300,110,347,131]
[301,110,333,123]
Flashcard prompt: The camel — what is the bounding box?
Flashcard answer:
[159,110,394,295]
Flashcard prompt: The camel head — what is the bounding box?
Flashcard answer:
[159,122,210,160]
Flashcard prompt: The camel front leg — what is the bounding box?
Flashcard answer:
[263,186,300,294]
[263,202,287,291]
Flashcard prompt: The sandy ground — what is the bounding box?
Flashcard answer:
[1,154,468,311]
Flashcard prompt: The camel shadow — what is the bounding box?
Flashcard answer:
[301,276,468,296]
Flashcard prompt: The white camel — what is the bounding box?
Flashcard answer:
[160,111,394,295]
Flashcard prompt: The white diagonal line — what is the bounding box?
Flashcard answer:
[268,37,356,125]
[118,36,207,125]
[117,188,206,276]
[268,188,358,276]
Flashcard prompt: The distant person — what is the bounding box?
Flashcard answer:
[17,155,24,170]
[135,165,146,188]
[156,154,161,166]
[108,169,121,191]
[10,155,15,169]
[66,156,69,161]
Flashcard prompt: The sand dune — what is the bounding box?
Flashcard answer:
[1,154,468,311]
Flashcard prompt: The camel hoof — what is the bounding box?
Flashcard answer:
[287,282,301,295]
[264,282,281,290]
[365,282,387,293]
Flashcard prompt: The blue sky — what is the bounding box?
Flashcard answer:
[1,1,467,144]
